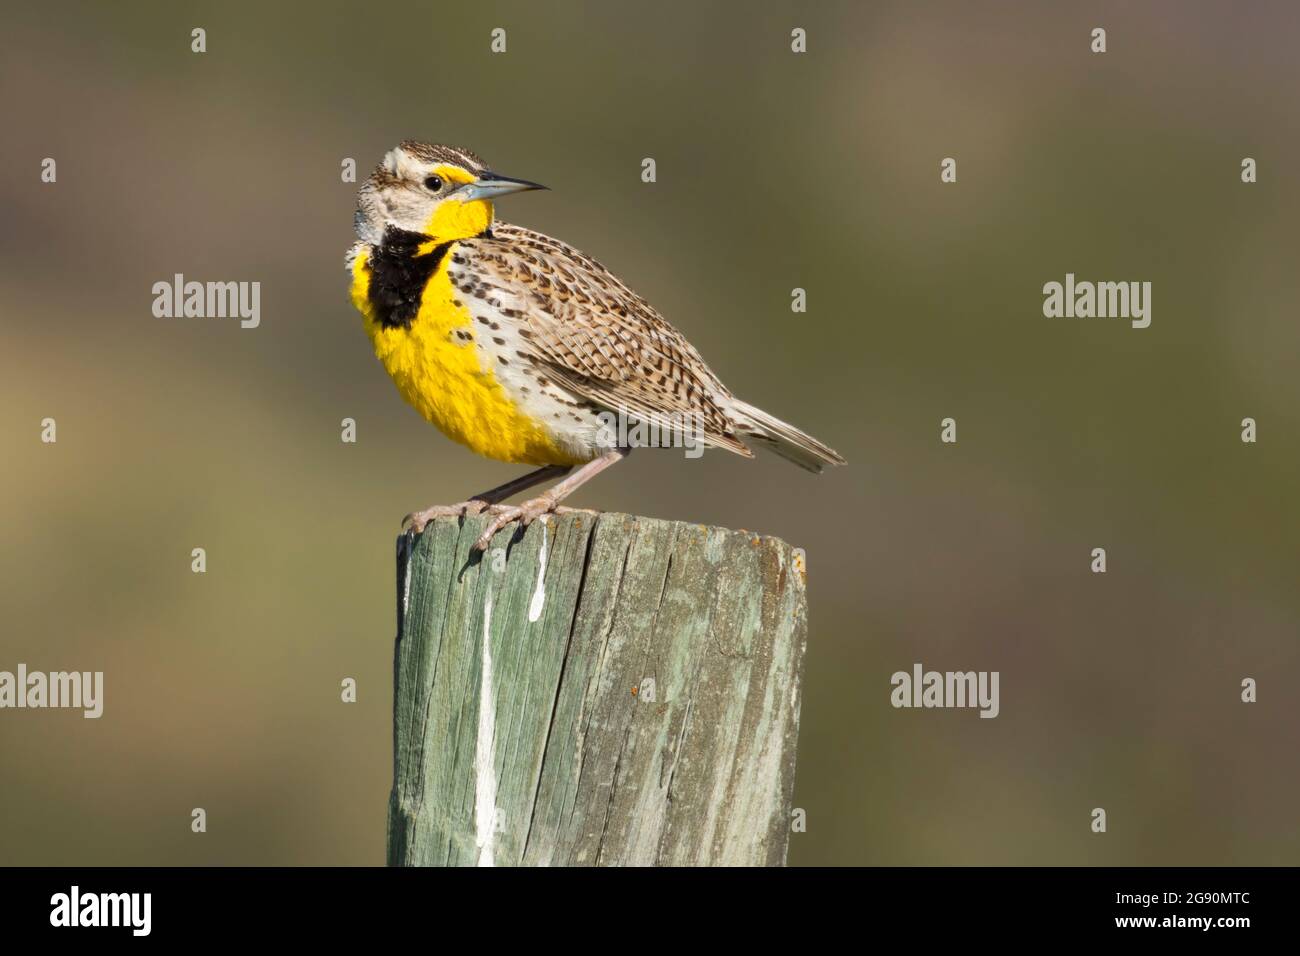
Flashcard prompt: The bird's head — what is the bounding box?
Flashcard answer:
[354,141,545,246]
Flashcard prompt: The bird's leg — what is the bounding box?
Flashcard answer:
[403,464,572,532]
[473,449,629,551]
[471,465,573,508]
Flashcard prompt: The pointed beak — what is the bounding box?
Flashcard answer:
[460,170,548,202]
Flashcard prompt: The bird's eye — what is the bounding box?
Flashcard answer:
[423,175,443,193]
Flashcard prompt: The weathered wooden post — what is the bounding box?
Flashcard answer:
[386,511,809,866]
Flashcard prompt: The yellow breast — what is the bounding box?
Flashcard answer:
[350,248,581,466]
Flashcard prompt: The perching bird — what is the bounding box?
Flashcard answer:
[347,142,845,550]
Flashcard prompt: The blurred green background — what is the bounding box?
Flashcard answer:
[2,0,1297,865]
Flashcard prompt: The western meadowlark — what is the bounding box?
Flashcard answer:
[347,142,845,550]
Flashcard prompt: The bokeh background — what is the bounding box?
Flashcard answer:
[2,0,1297,865]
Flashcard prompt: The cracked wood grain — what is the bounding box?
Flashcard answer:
[387,511,809,867]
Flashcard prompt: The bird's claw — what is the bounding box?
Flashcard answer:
[404,499,602,546]
[403,499,490,533]
[473,494,560,551]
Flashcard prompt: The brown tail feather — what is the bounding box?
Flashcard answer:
[730,399,846,474]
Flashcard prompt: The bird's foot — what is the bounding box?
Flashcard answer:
[472,494,566,551]
[403,499,491,533]
[472,503,602,550]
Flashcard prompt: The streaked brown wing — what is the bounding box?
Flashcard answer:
[465,223,752,456]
